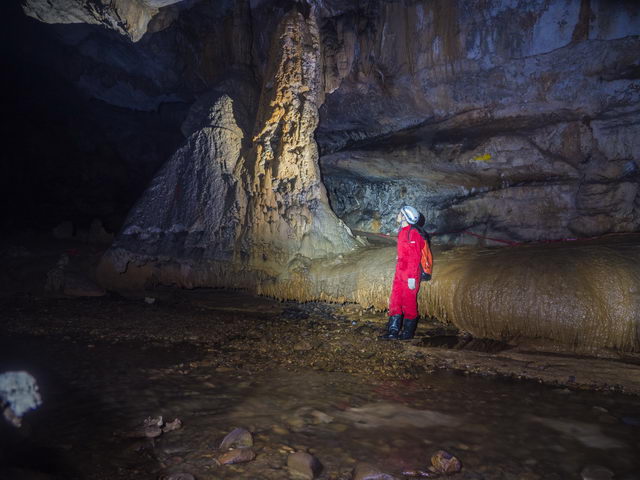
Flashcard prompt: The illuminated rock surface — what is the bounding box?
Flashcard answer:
[9,1,640,352]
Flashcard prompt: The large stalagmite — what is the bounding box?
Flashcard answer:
[98,8,360,290]
[244,9,359,272]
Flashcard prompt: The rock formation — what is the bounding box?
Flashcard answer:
[14,0,640,244]
[12,0,640,352]
[244,9,359,269]
[22,0,185,42]
[0,371,42,428]
[98,7,360,290]
[317,1,640,243]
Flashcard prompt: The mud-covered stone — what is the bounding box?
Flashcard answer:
[287,452,323,479]
[217,447,256,465]
[352,463,397,480]
[219,427,253,450]
[431,450,462,474]
[0,371,42,427]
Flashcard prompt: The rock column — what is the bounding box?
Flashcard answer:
[243,8,358,273]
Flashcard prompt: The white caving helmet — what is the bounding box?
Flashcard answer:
[400,205,420,225]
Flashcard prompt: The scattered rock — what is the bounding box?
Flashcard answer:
[581,465,615,480]
[217,447,256,465]
[430,450,462,474]
[122,415,181,439]
[0,371,42,428]
[352,463,398,480]
[219,427,253,450]
[52,221,74,240]
[401,470,439,478]
[163,418,183,433]
[310,409,333,424]
[287,452,323,479]
[145,415,163,428]
[271,424,289,435]
[144,425,163,438]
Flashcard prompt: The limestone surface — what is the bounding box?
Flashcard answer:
[0,371,42,427]
[20,1,640,353]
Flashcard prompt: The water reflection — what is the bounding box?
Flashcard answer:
[0,336,638,479]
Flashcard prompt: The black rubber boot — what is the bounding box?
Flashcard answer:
[379,314,403,340]
[399,317,418,340]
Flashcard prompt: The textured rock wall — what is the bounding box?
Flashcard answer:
[16,0,640,353]
[22,0,186,42]
[245,9,358,269]
[19,0,640,243]
[317,0,640,243]
[99,7,360,288]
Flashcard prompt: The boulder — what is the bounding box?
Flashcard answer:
[430,450,462,474]
[217,448,256,465]
[352,463,397,480]
[287,452,323,479]
[219,428,253,450]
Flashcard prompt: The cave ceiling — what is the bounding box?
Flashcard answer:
[10,0,640,242]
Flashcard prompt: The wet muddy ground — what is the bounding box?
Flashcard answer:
[1,289,640,480]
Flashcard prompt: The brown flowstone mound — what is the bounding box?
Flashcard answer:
[99,236,640,354]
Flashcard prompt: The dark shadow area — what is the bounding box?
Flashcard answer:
[0,332,203,479]
[0,1,189,236]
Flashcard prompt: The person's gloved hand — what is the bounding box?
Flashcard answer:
[408,278,416,290]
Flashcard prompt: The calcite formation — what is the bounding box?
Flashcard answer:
[0,371,42,428]
[318,2,640,243]
[22,0,185,42]
[98,7,360,289]
[260,236,640,353]
[19,0,640,353]
[245,9,359,270]
[20,0,640,244]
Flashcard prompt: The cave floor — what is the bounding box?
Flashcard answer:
[1,288,640,480]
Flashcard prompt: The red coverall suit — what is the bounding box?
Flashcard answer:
[388,225,426,319]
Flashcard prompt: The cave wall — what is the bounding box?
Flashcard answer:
[316,0,640,243]
[13,0,640,352]
[3,0,252,232]
[9,0,640,243]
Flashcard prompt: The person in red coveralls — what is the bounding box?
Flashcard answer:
[380,205,432,340]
